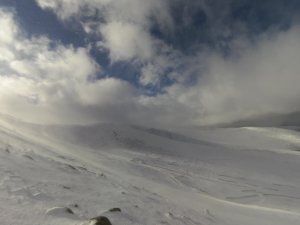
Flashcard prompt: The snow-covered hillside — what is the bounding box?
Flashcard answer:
[0,115,300,225]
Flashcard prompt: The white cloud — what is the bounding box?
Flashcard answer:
[36,0,173,27]
[99,21,155,62]
[36,0,176,86]
[0,9,18,44]
[0,9,136,124]
[158,26,300,125]
[36,0,83,20]
[78,78,135,106]
[1,4,300,127]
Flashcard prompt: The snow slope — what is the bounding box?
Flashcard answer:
[0,115,300,225]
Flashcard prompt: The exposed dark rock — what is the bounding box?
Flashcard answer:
[109,207,121,212]
[91,216,112,225]
[67,164,77,171]
[62,186,71,190]
[23,155,34,160]
[66,208,74,214]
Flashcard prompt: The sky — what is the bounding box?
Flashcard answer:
[0,0,300,127]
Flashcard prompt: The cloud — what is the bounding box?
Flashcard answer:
[130,25,300,127]
[1,2,300,127]
[160,26,300,125]
[99,21,155,62]
[35,0,83,20]
[36,0,173,27]
[36,0,177,86]
[0,8,136,124]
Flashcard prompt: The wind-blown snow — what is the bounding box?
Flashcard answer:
[0,114,300,225]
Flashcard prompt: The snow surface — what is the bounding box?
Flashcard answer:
[0,114,300,224]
